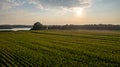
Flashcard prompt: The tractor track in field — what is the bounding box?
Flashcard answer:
[0,49,34,66]
[0,31,120,67]
[14,39,120,66]
[31,32,120,42]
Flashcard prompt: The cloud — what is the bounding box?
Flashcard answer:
[0,0,25,10]
[28,0,92,16]
[29,0,92,9]
[0,9,38,24]
[0,0,92,10]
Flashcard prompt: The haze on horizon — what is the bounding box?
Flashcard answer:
[0,0,120,25]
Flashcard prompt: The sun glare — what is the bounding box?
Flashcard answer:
[75,8,83,16]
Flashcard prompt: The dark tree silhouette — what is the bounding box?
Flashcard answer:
[31,22,45,30]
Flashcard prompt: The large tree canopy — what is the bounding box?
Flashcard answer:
[31,22,44,30]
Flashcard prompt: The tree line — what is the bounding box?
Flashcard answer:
[31,22,120,30]
[0,22,120,30]
[47,24,120,30]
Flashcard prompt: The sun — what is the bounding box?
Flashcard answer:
[75,8,83,16]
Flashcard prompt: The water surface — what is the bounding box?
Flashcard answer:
[0,28,31,31]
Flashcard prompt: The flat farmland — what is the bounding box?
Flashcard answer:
[0,30,120,67]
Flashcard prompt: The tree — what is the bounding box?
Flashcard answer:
[31,22,44,30]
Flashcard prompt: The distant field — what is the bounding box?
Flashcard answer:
[0,30,120,67]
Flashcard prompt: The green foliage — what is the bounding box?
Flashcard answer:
[31,22,46,30]
[0,30,120,67]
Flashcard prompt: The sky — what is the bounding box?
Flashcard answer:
[0,0,120,25]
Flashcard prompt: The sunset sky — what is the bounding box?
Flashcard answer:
[0,0,119,25]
